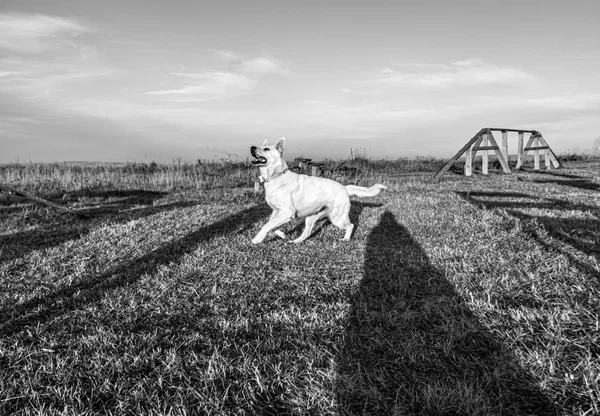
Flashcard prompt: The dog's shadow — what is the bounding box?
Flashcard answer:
[287,201,383,240]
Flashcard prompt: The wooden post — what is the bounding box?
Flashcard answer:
[502,130,508,163]
[294,158,312,174]
[537,134,562,169]
[465,142,473,176]
[516,131,524,169]
[311,165,320,177]
[481,133,489,175]
[486,131,511,173]
[431,128,486,181]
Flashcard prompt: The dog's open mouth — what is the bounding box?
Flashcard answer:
[251,156,267,166]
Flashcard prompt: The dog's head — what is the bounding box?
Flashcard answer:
[250,137,286,167]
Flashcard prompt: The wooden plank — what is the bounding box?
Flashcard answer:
[502,130,508,161]
[0,184,91,218]
[432,128,486,181]
[464,141,473,176]
[466,135,483,177]
[533,135,541,170]
[516,131,525,169]
[523,146,550,151]
[516,133,535,170]
[481,133,489,175]
[488,128,538,134]
[473,146,500,151]
[487,131,511,174]
[537,134,562,168]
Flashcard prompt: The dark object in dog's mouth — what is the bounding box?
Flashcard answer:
[251,156,267,166]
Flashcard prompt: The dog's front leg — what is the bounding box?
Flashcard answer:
[252,212,293,244]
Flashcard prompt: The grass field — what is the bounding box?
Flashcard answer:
[1,157,599,415]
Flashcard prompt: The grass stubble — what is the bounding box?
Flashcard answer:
[0,157,599,415]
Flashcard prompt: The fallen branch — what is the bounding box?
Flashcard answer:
[0,184,92,218]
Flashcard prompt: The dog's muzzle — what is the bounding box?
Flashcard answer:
[250,146,267,166]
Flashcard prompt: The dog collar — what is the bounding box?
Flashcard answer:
[259,168,289,183]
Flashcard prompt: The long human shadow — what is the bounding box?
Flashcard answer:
[457,191,600,279]
[0,204,270,336]
[337,211,557,415]
[0,190,189,265]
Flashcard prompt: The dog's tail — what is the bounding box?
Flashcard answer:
[345,184,387,198]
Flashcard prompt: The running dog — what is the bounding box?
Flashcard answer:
[250,137,386,244]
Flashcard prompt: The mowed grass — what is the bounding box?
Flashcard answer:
[1,159,599,415]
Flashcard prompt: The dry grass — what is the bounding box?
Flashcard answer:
[1,156,599,415]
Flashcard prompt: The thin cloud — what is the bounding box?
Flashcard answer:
[0,57,113,99]
[525,94,600,110]
[0,13,111,102]
[243,57,285,74]
[146,71,256,101]
[147,51,286,101]
[0,13,92,54]
[374,59,535,88]
[211,50,286,74]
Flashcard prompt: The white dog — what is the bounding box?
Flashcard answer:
[250,137,386,244]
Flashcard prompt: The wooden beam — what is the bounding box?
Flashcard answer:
[473,146,500,151]
[0,184,91,218]
[537,134,562,169]
[502,130,508,162]
[524,146,550,151]
[516,133,536,170]
[487,128,538,134]
[487,131,511,174]
[481,133,489,175]
[464,144,473,177]
[533,134,541,170]
[516,131,524,170]
[432,128,487,181]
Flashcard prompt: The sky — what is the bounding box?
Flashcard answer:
[1,0,599,163]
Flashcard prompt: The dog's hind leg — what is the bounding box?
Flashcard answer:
[329,201,354,240]
[342,223,354,240]
[292,210,328,244]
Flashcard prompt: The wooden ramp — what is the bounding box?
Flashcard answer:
[432,128,562,181]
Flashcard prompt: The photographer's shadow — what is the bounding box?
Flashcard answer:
[337,211,556,415]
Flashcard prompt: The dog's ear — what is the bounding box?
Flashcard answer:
[262,138,269,146]
[274,137,285,153]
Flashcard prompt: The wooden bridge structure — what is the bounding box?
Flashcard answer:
[432,128,562,181]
